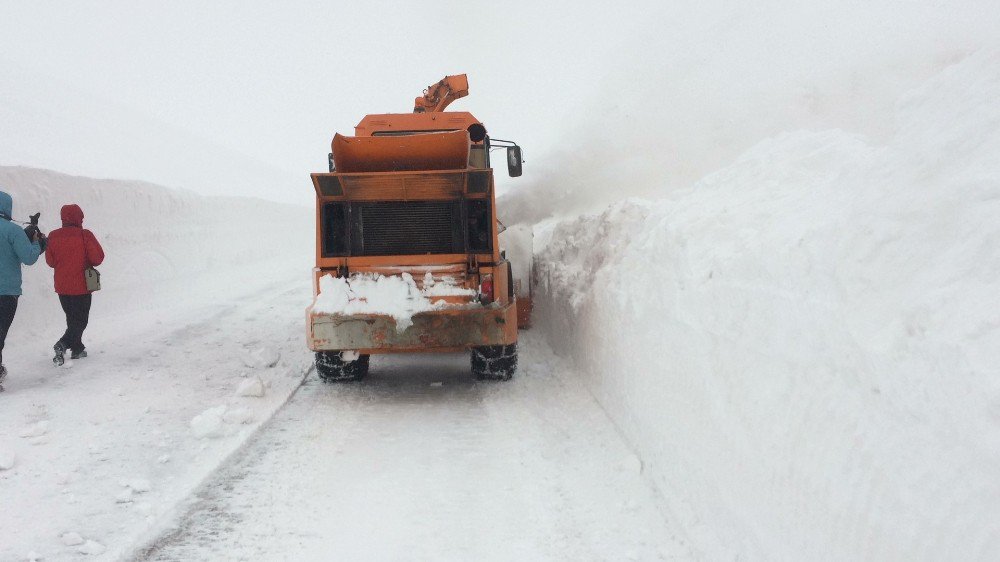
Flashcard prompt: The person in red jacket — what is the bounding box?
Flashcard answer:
[45,204,104,366]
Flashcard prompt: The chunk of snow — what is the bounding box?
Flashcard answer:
[61,532,84,546]
[222,407,254,425]
[242,347,280,369]
[77,540,106,555]
[235,376,266,398]
[190,406,228,439]
[19,421,49,438]
[115,488,134,503]
[421,275,477,297]
[340,350,359,362]
[313,272,476,333]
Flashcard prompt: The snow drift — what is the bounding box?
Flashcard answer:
[534,49,1000,560]
[498,2,1000,223]
[0,166,314,562]
[0,165,312,345]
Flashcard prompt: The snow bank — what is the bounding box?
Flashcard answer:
[534,50,1000,560]
[0,165,311,343]
[313,273,475,332]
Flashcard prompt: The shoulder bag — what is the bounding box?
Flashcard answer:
[79,230,101,292]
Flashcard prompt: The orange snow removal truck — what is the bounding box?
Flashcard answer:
[307,74,528,382]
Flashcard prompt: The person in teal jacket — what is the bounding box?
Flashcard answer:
[0,190,43,389]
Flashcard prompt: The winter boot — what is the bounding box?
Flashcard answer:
[0,365,7,392]
[53,341,66,367]
[71,349,88,360]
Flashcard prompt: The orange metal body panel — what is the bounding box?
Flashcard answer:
[311,169,502,272]
[307,299,518,354]
[332,131,470,173]
[354,112,483,137]
[311,170,471,201]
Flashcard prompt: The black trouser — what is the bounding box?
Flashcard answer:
[0,295,18,365]
[58,294,92,353]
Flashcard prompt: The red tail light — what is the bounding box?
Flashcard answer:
[479,275,494,304]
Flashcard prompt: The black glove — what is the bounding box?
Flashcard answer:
[24,226,46,250]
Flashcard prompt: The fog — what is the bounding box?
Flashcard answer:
[500,1,1000,223]
[1,1,997,209]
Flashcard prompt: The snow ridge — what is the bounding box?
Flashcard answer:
[534,49,1000,561]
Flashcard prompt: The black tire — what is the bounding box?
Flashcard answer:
[315,352,370,382]
[471,343,517,381]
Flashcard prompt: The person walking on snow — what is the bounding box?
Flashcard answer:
[45,204,104,366]
[0,190,44,390]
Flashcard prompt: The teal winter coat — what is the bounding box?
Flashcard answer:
[0,191,42,295]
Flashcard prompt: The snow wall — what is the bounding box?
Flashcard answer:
[0,166,312,342]
[531,49,1000,560]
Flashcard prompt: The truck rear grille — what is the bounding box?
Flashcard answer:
[357,201,461,255]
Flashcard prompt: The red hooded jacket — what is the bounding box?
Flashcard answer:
[45,204,105,295]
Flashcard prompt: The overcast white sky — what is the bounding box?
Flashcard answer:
[1,1,997,209]
[0,0,653,203]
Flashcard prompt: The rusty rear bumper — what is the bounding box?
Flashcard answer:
[307,301,518,353]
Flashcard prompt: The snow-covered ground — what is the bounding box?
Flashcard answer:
[0,168,314,561]
[135,336,689,561]
[0,167,687,562]
[530,49,1000,560]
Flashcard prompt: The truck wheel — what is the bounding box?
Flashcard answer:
[315,352,370,382]
[471,343,517,381]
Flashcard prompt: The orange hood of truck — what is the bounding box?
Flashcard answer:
[332,130,470,173]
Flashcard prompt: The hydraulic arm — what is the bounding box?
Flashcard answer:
[413,74,469,113]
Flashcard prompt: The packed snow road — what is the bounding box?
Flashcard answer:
[137,335,689,561]
[0,264,314,562]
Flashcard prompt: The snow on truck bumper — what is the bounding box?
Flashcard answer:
[307,302,518,353]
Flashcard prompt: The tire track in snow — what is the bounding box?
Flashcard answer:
[136,334,692,561]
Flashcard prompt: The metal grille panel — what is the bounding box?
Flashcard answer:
[358,201,459,255]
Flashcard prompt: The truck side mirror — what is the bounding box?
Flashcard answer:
[506,146,523,177]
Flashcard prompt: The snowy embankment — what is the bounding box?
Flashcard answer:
[0,165,308,337]
[0,167,314,562]
[532,51,1000,560]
